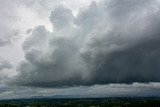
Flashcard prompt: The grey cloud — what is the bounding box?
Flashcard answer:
[11,0,160,87]
[26,29,33,35]
[105,0,155,20]
[19,0,60,17]
[0,60,12,71]
[0,39,11,47]
[86,82,160,97]
[0,59,13,83]
[75,1,104,28]
[22,25,49,51]
[14,25,88,87]
[85,37,160,84]
[2,82,160,99]
[50,6,74,30]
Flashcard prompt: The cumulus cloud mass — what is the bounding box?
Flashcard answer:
[9,0,160,88]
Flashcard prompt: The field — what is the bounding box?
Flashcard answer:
[0,97,160,107]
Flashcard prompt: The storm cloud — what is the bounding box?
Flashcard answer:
[11,0,160,87]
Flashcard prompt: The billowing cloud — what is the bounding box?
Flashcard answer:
[0,59,14,84]
[11,0,160,87]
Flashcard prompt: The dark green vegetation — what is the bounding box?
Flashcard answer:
[0,97,160,107]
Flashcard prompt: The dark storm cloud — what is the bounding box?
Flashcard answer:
[11,0,160,87]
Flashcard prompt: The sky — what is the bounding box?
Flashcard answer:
[1,0,160,99]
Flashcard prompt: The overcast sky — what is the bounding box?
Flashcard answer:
[1,0,160,99]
